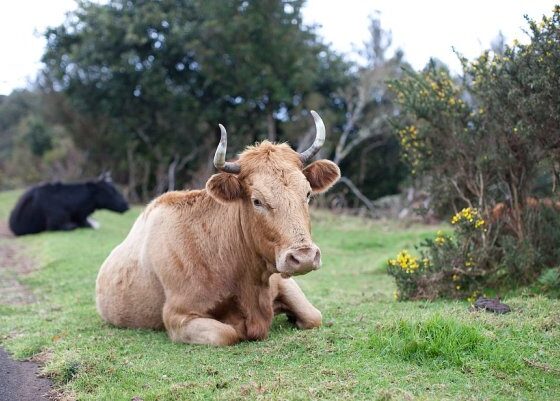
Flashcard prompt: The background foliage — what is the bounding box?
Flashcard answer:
[1,0,406,205]
[389,8,560,300]
[1,1,559,298]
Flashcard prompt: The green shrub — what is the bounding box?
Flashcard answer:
[537,268,560,298]
[388,7,560,299]
[389,205,560,300]
[389,207,490,300]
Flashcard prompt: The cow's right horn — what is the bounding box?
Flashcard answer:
[299,110,326,164]
[213,124,241,174]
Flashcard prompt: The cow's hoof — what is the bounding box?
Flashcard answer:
[87,217,101,229]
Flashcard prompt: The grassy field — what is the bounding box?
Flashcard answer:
[0,189,559,400]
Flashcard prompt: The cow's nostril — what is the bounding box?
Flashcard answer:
[313,250,321,267]
[288,254,300,267]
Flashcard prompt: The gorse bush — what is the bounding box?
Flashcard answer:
[389,204,560,300]
[388,7,560,299]
[389,208,489,300]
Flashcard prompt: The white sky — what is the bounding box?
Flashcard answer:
[0,0,556,95]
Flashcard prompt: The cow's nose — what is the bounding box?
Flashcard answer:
[278,245,321,275]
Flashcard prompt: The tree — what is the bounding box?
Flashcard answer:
[0,89,85,189]
[327,15,409,212]
[41,0,349,199]
[388,7,560,298]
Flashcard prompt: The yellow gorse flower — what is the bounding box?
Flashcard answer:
[451,207,485,229]
[397,125,427,173]
[388,250,420,274]
[434,230,446,245]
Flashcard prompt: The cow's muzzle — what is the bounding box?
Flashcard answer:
[276,245,321,276]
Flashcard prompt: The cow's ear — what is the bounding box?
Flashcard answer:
[303,160,341,194]
[206,173,244,203]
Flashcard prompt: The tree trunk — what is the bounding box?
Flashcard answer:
[155,161,168,195]
[267,111,276,142]
[126,143,140,203]
[141,161,151,202]
[167,156,179,192]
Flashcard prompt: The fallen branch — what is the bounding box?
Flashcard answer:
[335,176,377,217]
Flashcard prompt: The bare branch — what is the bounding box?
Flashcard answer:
[335,176,377,217]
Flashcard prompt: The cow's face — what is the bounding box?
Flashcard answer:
[93,179,129,213]
[206,143,340,276]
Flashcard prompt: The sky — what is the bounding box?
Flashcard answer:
[0,0,556,95]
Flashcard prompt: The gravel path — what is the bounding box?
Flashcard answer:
[0,347,53,401]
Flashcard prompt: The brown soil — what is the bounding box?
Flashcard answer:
[0,221,37,305]
[0,220,59,400]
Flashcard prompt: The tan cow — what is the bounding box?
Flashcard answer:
[95,111,340,345]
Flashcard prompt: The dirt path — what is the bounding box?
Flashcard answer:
[0,221,55,400]
[0,348,53,401]
[0,231,37,305]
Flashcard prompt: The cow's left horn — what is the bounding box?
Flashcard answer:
[213,124,241,174]
[299,110,326,163]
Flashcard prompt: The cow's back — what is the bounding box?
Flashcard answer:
[8,187,46,236]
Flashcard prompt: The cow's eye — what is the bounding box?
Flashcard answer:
[252,198,263,207]
[306,191,311,203]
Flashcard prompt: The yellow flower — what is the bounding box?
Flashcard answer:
[451,207,483,227]
[389,250,421,273]
[456,285,461,290]
[435,236,446,245]
[467,291,480,304]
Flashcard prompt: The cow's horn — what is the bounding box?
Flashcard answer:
[299,110,326,163]
[213,124,241,174]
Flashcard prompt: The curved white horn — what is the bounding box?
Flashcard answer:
[213,124,241,174]
[299,110,326,163]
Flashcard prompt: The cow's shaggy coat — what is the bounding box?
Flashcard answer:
[96,141,340,345]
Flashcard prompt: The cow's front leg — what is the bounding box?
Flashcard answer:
[274,277,322,330]
[163,304,240,346]
[75,216,100,229]
[46,213,78,231]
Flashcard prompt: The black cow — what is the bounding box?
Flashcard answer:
[8,173,129,236]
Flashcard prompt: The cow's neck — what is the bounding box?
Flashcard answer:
[197,195,270,285]
[207,198,274,339]
[237,203,276,284]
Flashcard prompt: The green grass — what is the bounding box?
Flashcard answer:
[0,189,559,400]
